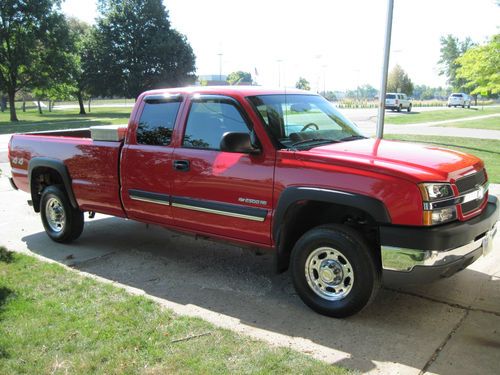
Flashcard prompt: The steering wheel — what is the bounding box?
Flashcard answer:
[301,123,319,132]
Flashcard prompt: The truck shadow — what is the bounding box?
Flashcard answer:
[22,216,499,373]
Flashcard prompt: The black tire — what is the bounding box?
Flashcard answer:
[40,185,84,243]
[290,224,381,318]
[407,104,412,112]
[397,105,402,112]
[462,104,465,108]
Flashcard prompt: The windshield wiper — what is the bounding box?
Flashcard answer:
[338,135,367,142]
[290,138,338,149]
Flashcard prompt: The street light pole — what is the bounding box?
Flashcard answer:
[376,0,394,139]
[217,53,223,82]
[277,59,283,87]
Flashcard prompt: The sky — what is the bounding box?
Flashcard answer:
[61,0,500,92]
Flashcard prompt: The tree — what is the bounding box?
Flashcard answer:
[456,34,500,95]
[226,71,253,85]
[295,77,311,91]
[67,18,92,115]
[0,0,73,121]
[387,65,414,95]
[346,84,378,99]
[90,0,196,99]
[438,34,475,91]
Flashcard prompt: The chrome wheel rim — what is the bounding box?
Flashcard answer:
[45,197,66,233]
[305,247,354,300]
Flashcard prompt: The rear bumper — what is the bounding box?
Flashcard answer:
[381,195,499,286]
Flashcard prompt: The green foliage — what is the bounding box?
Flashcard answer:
[346,84,378,99]
[295,77,311,91]
[320,91,338,101]
[226,71,253,85]
[412,85,451,100]
[0,0,73,121]
[89,0,196,98]
[456,34,500,95]
[438,34,475,91]
[387,65,414,95]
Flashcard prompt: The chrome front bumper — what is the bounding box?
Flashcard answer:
[380,195,499,286]
[382,222,497,272]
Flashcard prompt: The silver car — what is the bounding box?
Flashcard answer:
[448,93,471,108]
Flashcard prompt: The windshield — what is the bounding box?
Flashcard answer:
[386,94,396,99]
[248,94,365,149]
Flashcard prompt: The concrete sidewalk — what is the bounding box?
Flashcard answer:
[1,163,499,375]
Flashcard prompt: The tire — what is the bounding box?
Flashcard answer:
[290,224,381,318]
[40,185,84,243]
[407,104,412,112]
[462,104,465,108]
[397,105,402,112]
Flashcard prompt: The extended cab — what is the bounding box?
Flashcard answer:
[8,87,499,317]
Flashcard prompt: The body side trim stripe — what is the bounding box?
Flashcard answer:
[128,189,171,206]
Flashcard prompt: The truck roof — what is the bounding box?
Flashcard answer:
[140,86,312,99]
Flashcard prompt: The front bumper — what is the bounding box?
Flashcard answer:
[381,195,499,286]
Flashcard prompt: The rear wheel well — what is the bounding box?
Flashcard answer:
[30,167,65,212]
[276,200,380,272]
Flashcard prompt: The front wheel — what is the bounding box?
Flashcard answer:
[290,224,380,318]
[407,104,412,112]
[397,105,402,112]
[40,185,84,243]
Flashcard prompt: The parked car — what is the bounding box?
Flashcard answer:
[8,87,498,318]
[448,93,471,108]
[385,93,412,112]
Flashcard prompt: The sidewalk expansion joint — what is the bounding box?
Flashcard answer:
[418,309,469,375]
[386,287,500,317]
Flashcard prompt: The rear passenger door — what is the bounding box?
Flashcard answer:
[170,95,275,245]
[121,94,183,225]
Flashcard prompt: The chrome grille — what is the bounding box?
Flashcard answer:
[455,169,486,193]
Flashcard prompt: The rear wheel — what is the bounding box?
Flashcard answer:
[397,105,402,112]
[407,104,412,112]
[40,185,84,243]
[290,224,380,318]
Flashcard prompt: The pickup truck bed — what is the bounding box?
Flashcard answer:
[11,129,125,217]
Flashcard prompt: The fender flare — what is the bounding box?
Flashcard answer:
[273,187,391,272]
[28,157,79,211]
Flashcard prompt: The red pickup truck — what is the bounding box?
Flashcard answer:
[8,87,499,317]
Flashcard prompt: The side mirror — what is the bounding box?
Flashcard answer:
[220,132,260,154]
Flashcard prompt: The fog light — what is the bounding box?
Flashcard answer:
[424,206,457,225]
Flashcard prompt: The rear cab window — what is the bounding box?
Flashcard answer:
[136,96,182,145]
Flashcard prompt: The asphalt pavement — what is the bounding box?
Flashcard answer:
[0,163,499,375]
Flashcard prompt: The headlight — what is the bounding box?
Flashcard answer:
[419,183,457,225]
[418,183,454,201]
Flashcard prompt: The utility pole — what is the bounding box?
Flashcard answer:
[376,0,394,139]
[276,59,283,87]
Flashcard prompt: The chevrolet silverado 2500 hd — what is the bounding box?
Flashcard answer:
[8,87,498,317]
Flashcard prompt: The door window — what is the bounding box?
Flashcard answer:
[183,100,250,150]
[136,101,181,146]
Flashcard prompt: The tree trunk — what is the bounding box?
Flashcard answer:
[48,100,52,112]
[22,98,26,112]
[77,91,86,115]
[8,89,18,122]
[0,96,6,112]
[88,98,91,113]
[37,99,42,114]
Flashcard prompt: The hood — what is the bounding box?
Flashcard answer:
[294,138,483,183]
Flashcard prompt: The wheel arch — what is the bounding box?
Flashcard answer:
[28,158,78,213]
[273,187,391,273]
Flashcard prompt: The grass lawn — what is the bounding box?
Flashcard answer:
[385,134,500,183]
[0,247,348,375]
[436,116,500,130]
[384,106,500,125]
[0,107,131,135]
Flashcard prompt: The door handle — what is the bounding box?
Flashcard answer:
[173,160,190,171]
